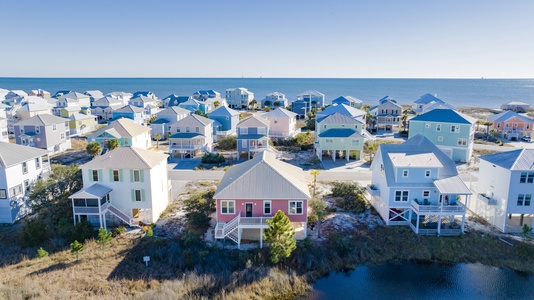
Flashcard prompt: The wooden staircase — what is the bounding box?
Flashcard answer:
[107,204,139,227]
[215,215,240,244]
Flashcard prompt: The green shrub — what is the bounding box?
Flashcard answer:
[36,247,49,258]
[217,136,237,150]
[201,153,225,164]
[70,220,95,243]
[20,218,49,247]
[111,226,126,237]
[146,226,154,238]
[331,182,367,213]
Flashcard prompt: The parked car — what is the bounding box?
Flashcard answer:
[521,136,532,142]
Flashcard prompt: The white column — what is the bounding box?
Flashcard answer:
[332,151,336,161]
[346,150,349,162]
[302,222,307,237]
[437,216,442,236]
[238,228,242,250]
[461,214,465,233]
[260,228,263,248]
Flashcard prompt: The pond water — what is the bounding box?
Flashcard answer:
[311,263,534,299]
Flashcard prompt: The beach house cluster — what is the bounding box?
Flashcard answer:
[0,85,533,244]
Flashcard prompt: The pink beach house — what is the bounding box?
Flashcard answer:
[214,150,310,248]
[261,107,299,139]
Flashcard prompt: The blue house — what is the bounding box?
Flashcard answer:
[192,90,220,101]
[296,90,325,108]
[331,96,363,108]
[408,109,476,162]
[291,100,309,120]
[162,95,190,108]
[111,105,146,125]
[208,105,239,141]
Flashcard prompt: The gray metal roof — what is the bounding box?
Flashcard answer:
[82,147,168,170]
[316,104,365,119]
[158,106,191,116]
[15,114,68,126]
[173,114,213,127]
[261,107,297,118]
[69,183,112,199]
[209,105,239,117]
[88,118,149,139]
[479,149,534,170]
[318,128,364,138]
[214,150,310,200]
[433,176,472,195]
[317,112,363,124]
[0,141,50,168]
[388,152,443,168]
[237,115,270,128]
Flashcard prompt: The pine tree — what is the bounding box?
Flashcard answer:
[97,227,113,250]
[263,210,296,264]
[70,240,83,260]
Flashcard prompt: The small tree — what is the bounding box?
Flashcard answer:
[70,240,83,260]
[309,198,327,238]
[214,101,221,108]
[154,134,162,149]
[97,227,112,250]
[194,109,203,115]
[483,121,493,139]
[36,247,49,258]
[249,99,257,111]
[401,109,409,132]
[522,224,533,241]
[263,100,271,108]
[263,210,296,264]
[475,120,483,132]
[310,170,319,197]
[107,139,120,151]
[86,141,102,158]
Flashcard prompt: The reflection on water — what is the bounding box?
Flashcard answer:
[311,263,534,299]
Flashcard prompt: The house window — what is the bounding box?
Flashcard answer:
[438,136,444,142]
[226,116,229,121]
[35,126,40,134]
[497,123,501,128]
[186,127,190,133]
[264,200,271,215]
[289,201,303,214]
[402,170,409,177]
[395,191,409,202]
[22,162,28,174]
[258,127,267,135]
[425,170,431,177]
[436,124,441,132]
[113,170,120,182]
[457,138,467,146]
[221,200,235,214]
[451,125,460,133]
[134,190,142,202]
[425,123,431,128]
[133,170,140,182]
[274,117,278,124]
[0,189,6,199]
[519,172,533,183]
[92,170,99,181]
[326,139,333,144]
[525,194,532,206]
[52,124,57,131]
[240,127,248,135]
[61,133,65,139]
[20,128,24,134]
[24,179,30,190]
[124,139,129,145]
[35,157,40,169]
[195,127,200,133]
[352,139,360,146]
[422,190,430,197]
[9,184,23,196]
[176,127,181,133]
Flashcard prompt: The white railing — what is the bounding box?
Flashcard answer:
[411,199,466,213]
[239,217,272,226]
[477,193,497,205]
[216,129,235,136]
[215,215,240,239]
[107,204,135,226]
[73,206,100,214]
[366,185,380,197]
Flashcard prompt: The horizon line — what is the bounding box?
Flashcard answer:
[1,76,533,80]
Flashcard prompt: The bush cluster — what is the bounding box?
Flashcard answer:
[331,182,367,213]
[201,153,225,164]
[217,136,237,150]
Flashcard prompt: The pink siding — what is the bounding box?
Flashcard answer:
[216,199,307,222]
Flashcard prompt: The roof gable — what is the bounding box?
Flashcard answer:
[479,149,534,170]
[410,109,475,124]
[82,147,167,170]
[237,115,270,128]
[0,142,50,168]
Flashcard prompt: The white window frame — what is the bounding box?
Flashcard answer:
[134,189,142,202]
[425,123,431,128]
[289,201,303,215]
[422,190,430,198]
[35,126,40,134]
[395,190,409,202]
[22,162,28,174]
[92,170,99,181]
[221,200,235,214]
[451,125,460,133]
[402,170,409,177]
[133,170,140,182]
[458,138,467,146]
[240,127,248,135]
[35,157,40,169]
[425,170,431,178]
[264,200,272,215]
[52,124,57,131]
[0,189,6,199]
[113,170,120,182]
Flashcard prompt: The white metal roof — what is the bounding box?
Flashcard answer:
[82,147,167,170]
[88,118,149,139]
[69,183,112,199]
[388,152,443,168]
[214,151,310,200]
[0,141,50,168]
[433,176,472,195]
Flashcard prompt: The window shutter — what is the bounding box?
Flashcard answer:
[130,170,134,182]
[141,190,146,202]
[131,189,135,202]
[119,170,123,182]
[109,169,113,181]
[140,170,144,182]
[98,170,103,182]
[88,169,93,182]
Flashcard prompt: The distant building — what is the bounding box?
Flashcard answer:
[226,88,254,109]
[370,96,403,130]
[261,107,299,139]
[500,101,530,113]
[236,115,270,159]
[262,92,288,109]
[296,90,325,108]
[208,105,240,141]
[331,95,363,109]
[168,114,214,159]
[14,114,71,154]
[487,110,534,140]
[88,118,151,150]
[150,106,190,139]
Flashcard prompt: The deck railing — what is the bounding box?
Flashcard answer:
[366,185,380,197]
[411,199,466,213]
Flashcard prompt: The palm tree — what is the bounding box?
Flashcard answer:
[107,139,120,151]
[310,170,320,197]
[154,134,162,149]
[249,99,257,111]
[86,142,102,158]
[483,121,493,139]
[475,120,483,132]
[401,109,410,132]
[214,101,220,108]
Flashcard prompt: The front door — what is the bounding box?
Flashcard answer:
[245,203,253,218]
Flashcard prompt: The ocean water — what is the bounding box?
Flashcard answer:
[0,78,533,109]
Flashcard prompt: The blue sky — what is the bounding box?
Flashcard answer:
[1,0,533,78]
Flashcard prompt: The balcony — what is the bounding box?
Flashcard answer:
[411,199,466,214]
[73,200,109,214]
[477,193,497,205]
[170,143,203,150]
[215,129,235,136]
[366,185,380,197]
